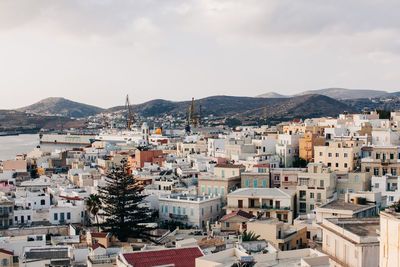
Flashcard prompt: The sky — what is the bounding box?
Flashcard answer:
[1,0,400,109]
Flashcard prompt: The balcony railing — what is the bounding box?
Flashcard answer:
[260,205,290,211]
[169,214,188,220]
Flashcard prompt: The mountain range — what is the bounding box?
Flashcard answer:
[257,88,397,100]
[6,88,400,130]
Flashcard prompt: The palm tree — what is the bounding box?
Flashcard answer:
[241,230,261,242]
[86,194,101,232]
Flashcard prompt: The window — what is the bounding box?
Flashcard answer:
[208,186,212,195]
[173,206,176,214]
[319,152,323,156]
[354,176,359,182]
[54,213,58,221]
[327,162,331,167]
[201,208,204,216]
[335,153,339,157]
[232,171,235,176]
[383,168,388,175]
[40,199,45,205]
[165,205,168,213]
[344,163,348,168]
[214,187,218,195]
[366,167,370,172]
[226,222,230,228]
[216,204,219,212]
[177,207,181,215]
[210,206,213,213]
[262,180,267,187]
[375,183,379,188]
[161,205,164,213]
[344,153,348,158]
[221,170,225,178]
[28,215,31,221]
[67,212,71,220]
[317,193,321,200]
[310,204,314,210]
[310,193,314,198]
[201,186,205,194]
[245,180,249,187]
[183,208,186,215]
[390,153,394,160]
[2,259,9,266]
[253,180,258,187]
[376,153,380,159]
[221,187,225,195]
[392,168,397,176]
[374,168,379,176]
[328,153,332,157]
[190,208,194,216]
[335,163,339,168]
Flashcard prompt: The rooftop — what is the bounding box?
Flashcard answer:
[318,199,375,212]
[121,247,203,267]
[325,217,380,237]
[220,210,255,221]
[228,188,295,198]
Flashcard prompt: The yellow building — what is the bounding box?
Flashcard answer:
[299,133,326,162]
[247,218,308,251]
[0,249,16,267]
[314,140,362,172]
[320,217,379,267]
[380,209,400,267]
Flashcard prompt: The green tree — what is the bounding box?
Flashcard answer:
[241,230,261,241]
[98,161,156,242]
[86,194,101,232]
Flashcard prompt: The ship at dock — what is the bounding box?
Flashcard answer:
[40,133,95,145]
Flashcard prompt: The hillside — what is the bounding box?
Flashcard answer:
[109,94,356,120]
[257,92,289,98]
[18,97,104,117]
[0,110,83,131]
[295,88,389,100]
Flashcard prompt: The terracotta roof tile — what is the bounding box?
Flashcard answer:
[220,210,255,221]
[122,247,203,267]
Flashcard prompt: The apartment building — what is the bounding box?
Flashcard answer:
[336,172,371,199]
[320,217,379,267]
[380,209,400,267]
[247,218,307,251]
[226,188,296,223]
[371,174,400,205]
[314,140,362,172]
[0,197,14,229]
[158,194,222,228]
[299,132,326,162]
[270,168,306,190]
[275,134,300,168]
[198,175,240,206]
[241,169,270,189]
[361,146,400,176]
[213,164,245,178]
[297,163,336,214]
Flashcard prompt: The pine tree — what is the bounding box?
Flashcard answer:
[86,194,101,232]
[98,160,156,242]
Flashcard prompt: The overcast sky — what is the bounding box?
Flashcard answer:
[1,0,400,109]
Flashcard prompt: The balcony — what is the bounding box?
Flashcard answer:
[260,205,290,211]
[169,214,188,220]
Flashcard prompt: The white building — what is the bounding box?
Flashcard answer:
[371,174,400,205]
[158,194,222,228]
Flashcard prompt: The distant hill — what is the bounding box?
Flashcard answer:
[109,94,356,120]
[17,97,104,118]
[12,93,360,123]
[257,92,289,98]
[295,88,389,100]
[0,110,82,131]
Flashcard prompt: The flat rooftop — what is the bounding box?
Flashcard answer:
[318,199,375,212]
[326,218,379,237]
